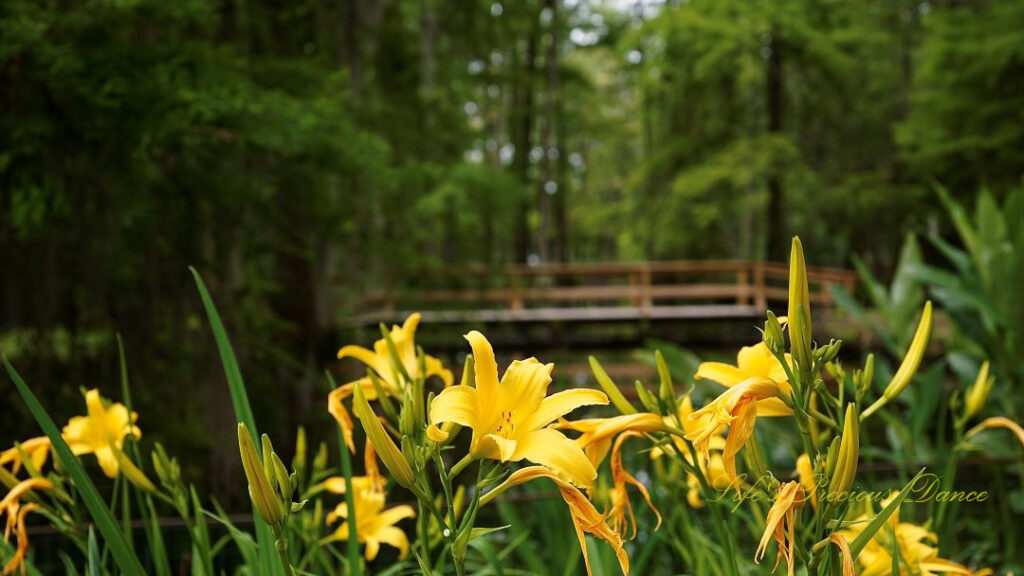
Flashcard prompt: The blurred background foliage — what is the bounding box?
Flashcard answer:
[1,0,1022,503]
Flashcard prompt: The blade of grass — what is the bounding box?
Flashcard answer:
[189,267,280,574]
[5,359,146,576]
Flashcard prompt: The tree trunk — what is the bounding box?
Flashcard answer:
[765,33,786,262]
[512,17,539,264]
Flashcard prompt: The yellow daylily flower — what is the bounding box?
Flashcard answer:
[1,478,52,576]
[607,432,661,539]
[685,377,780,491]
[839,493,991,576]
[325,477,415,561]
[429,331,609,487]
[795,453,818,510]
[62,389,141,478]
[755,481,805,576]
[329,313,453,452]
[650,397,730,507]
[695,342,793,416]
[0,437,51,476]
[555,412,666,468]
[480,466,628,576]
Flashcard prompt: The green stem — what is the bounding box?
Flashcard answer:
[326,372,362,576]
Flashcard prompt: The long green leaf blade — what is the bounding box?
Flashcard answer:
[189,268,281,574]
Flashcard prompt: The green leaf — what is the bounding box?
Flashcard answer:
[189,268,280,574]
[87,528,101,576]
[4,359,147,576]
[589,356,637,415]
[849,468,927,558]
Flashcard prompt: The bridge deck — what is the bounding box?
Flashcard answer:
[341,260,856,328]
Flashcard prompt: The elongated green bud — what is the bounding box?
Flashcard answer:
[964,361,994,420]
[828,405,859,502]
[590,356,638,415]
[788,237,813,372]
[763,311,786,356]
[352,385,416,490]
[655,350,675,408]
[238,423,285,526]
[861,302,932,420]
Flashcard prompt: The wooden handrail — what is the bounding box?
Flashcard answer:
[348,260,856,322]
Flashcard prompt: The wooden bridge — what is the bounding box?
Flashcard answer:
[344,260,857,329]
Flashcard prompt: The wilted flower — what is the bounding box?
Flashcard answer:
[756,481,805,576]
[1,478,53,576]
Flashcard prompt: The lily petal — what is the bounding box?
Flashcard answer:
[695,362,746,386]
[512,428,597,487]
[429,386,479,430]
[465,331,499,417]
[524,388,609,430]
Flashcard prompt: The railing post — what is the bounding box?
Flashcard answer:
[753,262,767,310]
[629,270,641,306]
[736,265,750,305]
[640,265,653,309]
[510,271,524,311]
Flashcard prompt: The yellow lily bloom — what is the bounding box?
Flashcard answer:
[429,331,609,487]
[1,478,52,576]
[325,481,415,561]
[556,412,666,468]
[755,481,805,576]
[795,453,818,510]
[480,466,628,576]
[0,437,51,476]
[62,389,141,478]
[329,313,453,452]
[839,493,991,576]
[685,377,780,491]
[650,397,730,507]
[695,342,793,416]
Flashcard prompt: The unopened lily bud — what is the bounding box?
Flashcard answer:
[824,437,840,484]
[238,423,285,526]
[827,405,859,502]
[763,311,786,356]
[655,350,675,408]
[815,339,842,365]
[788,237,813,372]
[312,442,328,473]
[964,361,994,420]
[634,381,660,414]
[353,385,416,490]
[293,426,307,473]
[825,361,845,386]
[853,354,874,403]
[271,452,293,501]
[400,393,416,437]
[861,303,932,420]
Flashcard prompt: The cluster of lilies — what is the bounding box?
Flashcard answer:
[3,236,1023,575]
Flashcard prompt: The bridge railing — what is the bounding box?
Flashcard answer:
[347,260,856,325]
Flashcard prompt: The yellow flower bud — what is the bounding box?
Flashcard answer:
[861,302,932,420]
[352,385,416,490]
[788,237,813,372]
[827,404,859,502]
[964,361,994,419]
[238,423,285,526]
